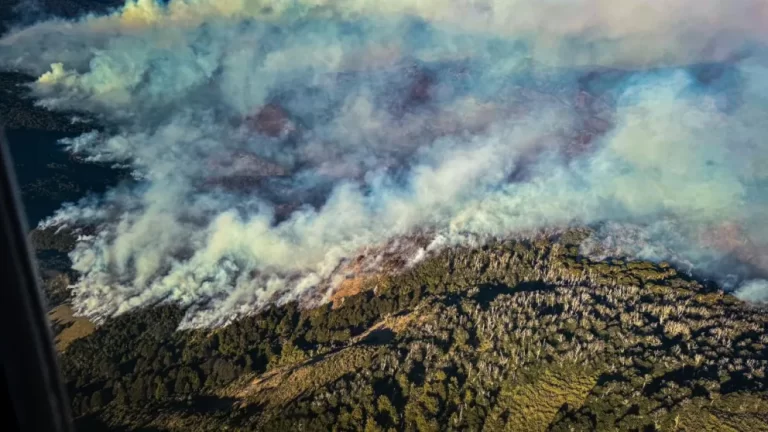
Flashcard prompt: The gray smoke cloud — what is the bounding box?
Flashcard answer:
[735,280,768,303]
[1,0,768,326]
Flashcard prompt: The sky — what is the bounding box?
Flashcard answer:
[1,0,768,327]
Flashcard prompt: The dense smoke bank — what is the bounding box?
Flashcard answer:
[2,0,768,326]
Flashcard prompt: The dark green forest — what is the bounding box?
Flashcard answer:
[42,231,768,431]
[0,71,96,132]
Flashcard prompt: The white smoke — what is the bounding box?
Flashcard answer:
[2,0,768,326]
[735,280,768,303]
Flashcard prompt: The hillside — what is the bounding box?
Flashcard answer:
[48,231,768,431]
[3,3,768,431]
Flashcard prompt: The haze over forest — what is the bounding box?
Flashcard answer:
[4,2,768,431]
[3,0,768,328]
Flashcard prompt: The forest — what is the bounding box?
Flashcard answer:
[2,7,767,429]
[41,230,768,431]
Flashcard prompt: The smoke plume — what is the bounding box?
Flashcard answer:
[2,0,768,326]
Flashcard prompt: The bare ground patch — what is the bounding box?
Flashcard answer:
[49,304,95,352]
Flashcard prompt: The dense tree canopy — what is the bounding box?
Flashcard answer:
[48,234,768,431]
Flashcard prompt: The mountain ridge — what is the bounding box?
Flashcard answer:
[49,232,768,431]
